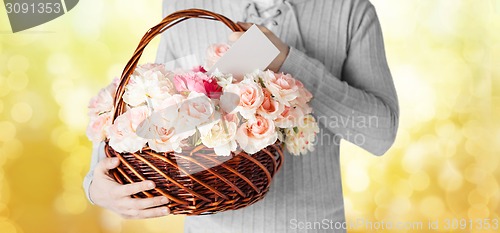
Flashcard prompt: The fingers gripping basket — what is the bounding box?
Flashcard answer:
[105,9,285,215]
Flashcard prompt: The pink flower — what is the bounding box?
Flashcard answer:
[289,79,313,114]
[236,115,278,154]
[86,113,112,143]
[206,43,230,69]
[274,105,305,128]
[191,66,207,73]
[108,106,149,153]
[87,78,118,142]
[257,89,284,120]
[173,72,222,99]
[263,71,300,105]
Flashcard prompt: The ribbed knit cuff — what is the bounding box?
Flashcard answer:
[279,46,309,77]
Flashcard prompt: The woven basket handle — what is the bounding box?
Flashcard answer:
[112,9,244,120]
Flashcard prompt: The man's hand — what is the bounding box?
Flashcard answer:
[89,157,170,219]
[229,22,290,72]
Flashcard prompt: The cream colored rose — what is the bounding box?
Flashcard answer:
[177,92,215,139]
[200,119,238,156]
[236,115,278,154]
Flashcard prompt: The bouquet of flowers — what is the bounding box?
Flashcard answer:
[87,43,319,156]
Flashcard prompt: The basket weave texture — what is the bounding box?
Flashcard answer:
[105,8,284,215]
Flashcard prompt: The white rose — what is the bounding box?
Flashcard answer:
[200,119,238,156]
[177,92,215,139]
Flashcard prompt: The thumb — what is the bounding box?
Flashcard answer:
[95,157,120,176]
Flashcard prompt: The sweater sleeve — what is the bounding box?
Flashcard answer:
[82,141,106,204]
[279,3,399,156]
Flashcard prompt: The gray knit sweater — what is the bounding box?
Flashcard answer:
[83,0,399,232]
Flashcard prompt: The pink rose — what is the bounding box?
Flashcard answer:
[206,43,230,69]
[220,78,264,120]
[289,79,313,114]
[87,78,118,142]
[263,71,300,105]
[236,115,278,154]
[108,106,149,153]
[86,113,112,143]
[257,89,284,120]
[274,105,305,128]
[173,72,222,98]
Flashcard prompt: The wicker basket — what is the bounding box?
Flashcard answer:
[104,8,284,215]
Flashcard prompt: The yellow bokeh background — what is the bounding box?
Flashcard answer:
[0,0,499,232]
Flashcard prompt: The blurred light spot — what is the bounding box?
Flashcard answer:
[419,196,445,218]
[0,77,11,98]
[393,179,413,198]
[464,164,487,183]
[467,205,490,219]
[410,171,430,191]
[468,189,489,206]
[402,142,427,174]
[7,72,28,91]
[0,219,17,233]
[58,87,93,131]
[72,0,104,40]
[375,188,392,206]
[345,160,370,192]
[476,175,499,198]
[462,43,486,64]
[0,122,16,142]
[393,65,436,124]
[51,128,79,152]
[0,139,23,161]
[54,192,87,215]
[10,102,33,123]
[47,53,72,75]
[389,197,412,216]
[438,162,463,192]
[107,64,124,80]
[7,55,29,73]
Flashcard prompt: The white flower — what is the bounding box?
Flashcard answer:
[144,107,184,153]
[212,69,234,87]
[284,115,319,156]
[200,119,238,156]
[108,106,149,153]
[122,64,176,107]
